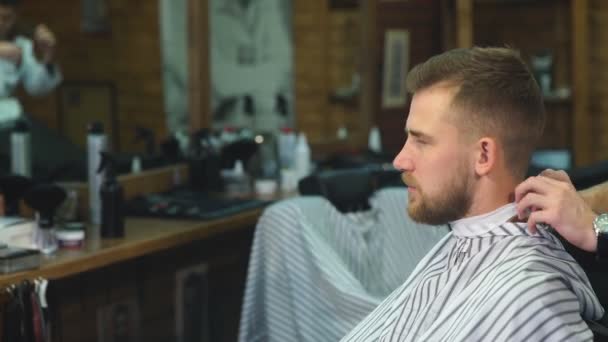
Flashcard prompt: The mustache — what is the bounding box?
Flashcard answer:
[401,173,418,188]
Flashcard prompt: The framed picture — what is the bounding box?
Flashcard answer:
[381,29,410,109]
[82,0,111,33]
[175,263,210,342]
[97,298,141,342]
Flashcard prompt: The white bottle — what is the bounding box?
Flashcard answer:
[337,125,348,140]
[294,132,311,181]
[368,126,382,153]
[278,127,296,169]
[131,155,142,174]
[87,122,107,226]
[222,160,250,197]
[10,119,32,177]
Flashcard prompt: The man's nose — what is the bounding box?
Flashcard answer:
[393,147,413,172]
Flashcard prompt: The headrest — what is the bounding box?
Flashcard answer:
[298,168,402,213]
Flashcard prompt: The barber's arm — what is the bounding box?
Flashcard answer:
[18,24,61,96]
[0,41,22,64]
[514,169,605,255]
[580,181,608,214]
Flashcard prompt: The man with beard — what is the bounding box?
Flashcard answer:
[341,47,603,341]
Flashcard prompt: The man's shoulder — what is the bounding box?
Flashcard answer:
[13,36,33,48]
[487,229,586,282]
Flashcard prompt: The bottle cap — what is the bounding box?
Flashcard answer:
[88,121,104,134]
[13,119,29,133]
[234,160,244,176]
[255,179,277,196]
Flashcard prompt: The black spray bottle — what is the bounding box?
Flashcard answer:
[98,152,125,238]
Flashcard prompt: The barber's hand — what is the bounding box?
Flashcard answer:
[514,169,598,252]
[33,24,56,64]
[0,42,22,64]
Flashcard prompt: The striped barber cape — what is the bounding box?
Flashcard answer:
[342,203,604,342]
[239,188,449,342]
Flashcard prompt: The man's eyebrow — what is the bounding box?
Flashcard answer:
[406,129,432,140]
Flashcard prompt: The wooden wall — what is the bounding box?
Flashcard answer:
[473,0,574,152]
[590,0,608,163]
[294,0,442,155]
[294,0,366,148]
[16,0,166,153]
[467,0,608,165]
[16,0,608,163]
[373,0,442,154]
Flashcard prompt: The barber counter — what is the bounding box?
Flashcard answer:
[0,191,264,341]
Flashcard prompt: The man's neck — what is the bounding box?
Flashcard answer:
[464,173,518,218]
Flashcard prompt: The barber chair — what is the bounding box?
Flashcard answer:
[527,158,608,191]
[297,167,402,213]
[303,167,608,340]
[239,167,445,342]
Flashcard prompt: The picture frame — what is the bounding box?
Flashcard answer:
[82,0,111,33]
[381,29,410,109]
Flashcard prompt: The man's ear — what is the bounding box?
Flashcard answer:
[474,137,497,176]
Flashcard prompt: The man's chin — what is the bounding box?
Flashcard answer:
[407,204,423,222]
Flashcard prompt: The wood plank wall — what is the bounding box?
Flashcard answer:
[15,0,167,153]
[590,0,608,163]
[294,0,442,155]
[474,0,573,152]
[16,1,606,163]
[294,0,331,144]
[374,0,442,154]
[295,0,367,146]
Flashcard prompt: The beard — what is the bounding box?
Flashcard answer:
[403,166,474,225]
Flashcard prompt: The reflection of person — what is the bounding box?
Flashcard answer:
[0,0,61,122]
[515,169,608,258]
[342,47,603,341]
[210,0,293,132]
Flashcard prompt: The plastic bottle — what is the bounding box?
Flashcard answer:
[10,119,32,177]
[278,127,296,169]
[87,122,107,226]
[337,125,348,140]
[131,155,142,174]
[294,132,311,181]
[98,152,125,238]
[368,126,382,153]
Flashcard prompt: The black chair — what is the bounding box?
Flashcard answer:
[297,167,402,213]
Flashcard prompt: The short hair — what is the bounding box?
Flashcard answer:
[406,47,546,179]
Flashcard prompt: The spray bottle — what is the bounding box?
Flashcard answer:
[98,152,124,238]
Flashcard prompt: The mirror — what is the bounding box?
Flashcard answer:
[160,0,295,138]
[208,0,294,133]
